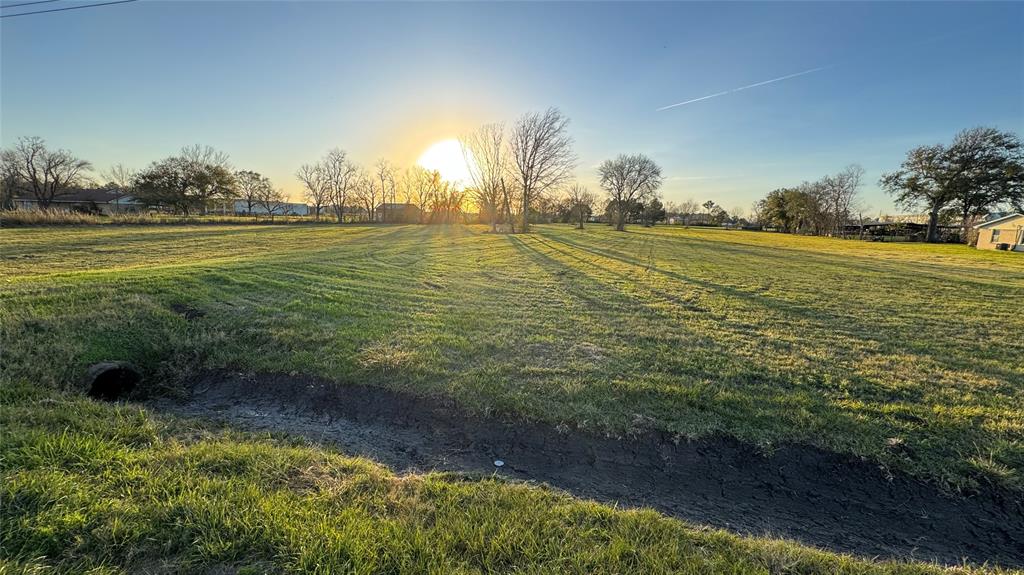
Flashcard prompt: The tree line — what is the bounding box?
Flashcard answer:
[0,138,291,217]
[752,127,1023,243]
[4,123,1019,241]
[880,127,1023,243]
[0,108,664,232]
[753,165,866,236]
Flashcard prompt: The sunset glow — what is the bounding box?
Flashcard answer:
[417,139,474,185]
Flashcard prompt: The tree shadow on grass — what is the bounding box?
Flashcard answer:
[505,232,1017,489]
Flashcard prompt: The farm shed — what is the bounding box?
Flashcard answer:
[974,213,1024,251]
[376,202,421,223]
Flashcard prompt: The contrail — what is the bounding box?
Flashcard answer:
[657,65,832,111]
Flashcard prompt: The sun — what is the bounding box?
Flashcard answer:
[417,139,474,185]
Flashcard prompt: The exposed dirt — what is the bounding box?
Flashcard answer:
[152,371,1024,568]
[170,302,206,320]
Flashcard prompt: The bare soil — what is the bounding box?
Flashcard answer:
[152,371,1024,568]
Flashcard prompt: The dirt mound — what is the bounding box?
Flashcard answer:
[154,371,1024,568]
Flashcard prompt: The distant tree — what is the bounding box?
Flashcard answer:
[510,108,577,233]
[134,160,184,213]
[101,163,137,213]
[375,158,395,222]
[642,198,666,226]
[401,166,436,224]
[678,198,700,226]
[321,148,359,223]
[881,147,960,242]
[296,163,328,220]
[352,170,375,222]
[881,127,1024,243]
[0,153,19,210]
[748,200,763,226]
[428,178,465,224]
[564,184,596,229]
[758,187,818,233]
[257,186,288,219]
[462,123,511,232]
[711,205,729,225]
[181,145,236,213]
[0,136,92,210]
[821,164,864,235]
[730,205,746,224]
[235,170,272,214]
[945,128,1023,241]
[134,146,235,215]
[800,180,831,234]
[599,153,663,231]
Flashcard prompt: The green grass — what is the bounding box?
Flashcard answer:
[1,223,1022,573]
[3,224,1021,489]
[0,384,1005,574]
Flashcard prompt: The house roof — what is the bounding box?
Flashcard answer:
[375,203,419,210]
[15,188,137,204]
[974,213,1024,229]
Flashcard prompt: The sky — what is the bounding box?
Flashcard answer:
[2,1,1022,213]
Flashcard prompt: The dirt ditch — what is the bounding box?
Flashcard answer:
[152,371,1024,568]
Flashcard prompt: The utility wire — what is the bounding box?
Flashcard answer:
[1,0,136,18]
[1,0,61,9]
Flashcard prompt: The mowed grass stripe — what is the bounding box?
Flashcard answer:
[1,224,1021,490]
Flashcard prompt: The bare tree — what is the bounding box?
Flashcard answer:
[730,205,746,223]
[462,123,510,232]
[748,200,763,226]
[402,166,436,223]
[101,163,137,213]
[235,170,272,214]
[565,184,596,229]
[679,198,699,226]
[428,178,465,224]
[0,151,19,210]
[1,136,92,210]
[296,163,328,220]
[321,148,359,224]
[352,169,377,222]
[598,153,664,231]
[375,158,395,222]
[256,186,288,219]
[509,108,577,232]
[822,164,864,235]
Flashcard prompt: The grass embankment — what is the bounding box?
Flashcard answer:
[1,223,1022,572]
[0,384,1004,574]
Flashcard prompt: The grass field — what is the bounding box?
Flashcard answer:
[2,223,1022,573]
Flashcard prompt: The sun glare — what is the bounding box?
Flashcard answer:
[417,139,474,185]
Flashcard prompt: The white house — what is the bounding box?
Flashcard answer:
[974,213,1024,252]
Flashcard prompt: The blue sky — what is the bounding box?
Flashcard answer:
[2,1,1022,213]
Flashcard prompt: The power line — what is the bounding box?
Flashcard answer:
[1,0,136,18]
[1,0,61,9]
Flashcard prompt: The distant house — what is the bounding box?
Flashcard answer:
[375,202,420,223]
[974,213,1024,252]
[13,188,143,214]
